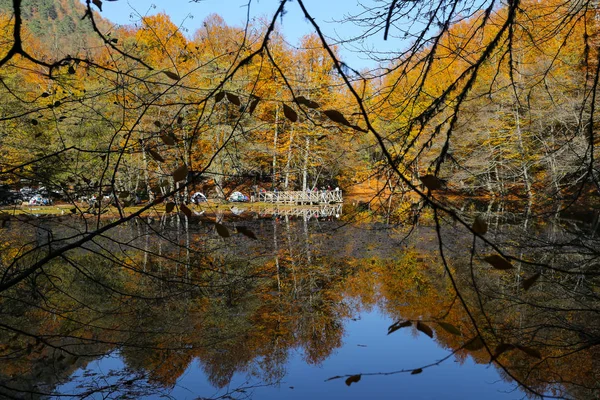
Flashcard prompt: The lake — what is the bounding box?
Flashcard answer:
[0,203,598,399]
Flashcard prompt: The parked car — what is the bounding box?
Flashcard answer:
[38,186,63,201]
[228,191,249,202]
[20,187,35,199]
[191,192,207,204]
[0,185,23,205]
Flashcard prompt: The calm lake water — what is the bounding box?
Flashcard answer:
[0,204,598,399]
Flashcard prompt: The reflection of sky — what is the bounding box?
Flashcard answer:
[56,353,127,396]
[58,307,527,399]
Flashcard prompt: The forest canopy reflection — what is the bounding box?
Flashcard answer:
[0,205,598,399]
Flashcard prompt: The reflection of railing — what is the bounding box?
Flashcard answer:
[256,190,343,204]
[258,204,342,219]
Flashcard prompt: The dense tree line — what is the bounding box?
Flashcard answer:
[0,0,596,205]
[0,6,364,201]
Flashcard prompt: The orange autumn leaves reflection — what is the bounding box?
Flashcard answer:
[352,249,599,398]
[0,221,598,398]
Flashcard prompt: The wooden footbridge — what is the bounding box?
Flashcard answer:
[255,190,343,205]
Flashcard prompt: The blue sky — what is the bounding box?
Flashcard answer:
[94,0,401,70]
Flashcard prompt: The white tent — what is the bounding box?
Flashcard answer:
[191,192,207,204]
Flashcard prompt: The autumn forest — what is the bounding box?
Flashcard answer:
[0,0,599,399]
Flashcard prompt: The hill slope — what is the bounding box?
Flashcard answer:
[0,0,111,57]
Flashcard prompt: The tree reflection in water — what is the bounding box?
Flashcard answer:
[0,204,598,399]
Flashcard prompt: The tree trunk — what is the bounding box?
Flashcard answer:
[284,127,294,190]
[272,105,279,190]
[302,136,310,192]
[141,145,154,202]
[514,104,533,204]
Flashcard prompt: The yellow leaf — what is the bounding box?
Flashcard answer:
[437,322,461,336]
[163,70,180,80]
[283,103,298,122]
[294,96,320,108]
[522,272,540,291]
[215,223,230,238]
[472,216,488,235]
[147,149,165,163]
[215,91,225,102]
[172,165,188,182]
[160,133,176,146]
[484,254,513,270]
[180,204,192,217]
[420,175,443,190]
[416,321,433,338]
[323,109,351,126]
[345,374,361,386]
[247,97,260,114]
[491,343,516,362]
[388,320,411,335]
[237,226,257,240]
[226,92,240,106]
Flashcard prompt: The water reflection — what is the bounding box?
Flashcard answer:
[0,205,598,399]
